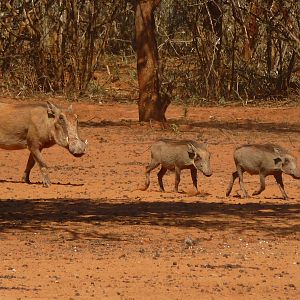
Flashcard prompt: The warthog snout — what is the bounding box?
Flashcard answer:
[290,170,300,180]
[203,169,213,177]
[194,157,212,177]
[280,154,300,180]
[198,165,212,177]
[68,138,87,157]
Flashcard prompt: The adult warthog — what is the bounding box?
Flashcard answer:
[0,101,87,187]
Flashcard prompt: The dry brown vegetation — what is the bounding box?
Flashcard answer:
[0,0,299,107]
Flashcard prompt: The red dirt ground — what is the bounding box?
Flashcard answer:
[0,98,299,299]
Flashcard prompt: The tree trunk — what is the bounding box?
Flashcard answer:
[134,0,168,122]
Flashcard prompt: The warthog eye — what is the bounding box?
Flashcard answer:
[59,115,65,123]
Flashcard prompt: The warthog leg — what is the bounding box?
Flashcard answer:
[174,166,181,193]
[30,148,51,187]
[190,167,198,191]
[252,172,266,196]
[226,171,238,197]
[237,166,249,198]
[140,161,159,191]
[22,153,36,184]
[274,173,288,200]
[157,166,167,192]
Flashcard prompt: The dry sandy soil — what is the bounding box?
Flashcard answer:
[0,97,299,299]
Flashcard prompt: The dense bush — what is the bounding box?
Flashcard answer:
[0,0,299,103]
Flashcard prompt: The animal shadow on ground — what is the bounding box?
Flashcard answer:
[0,199,299,240]
[0,179,83,186]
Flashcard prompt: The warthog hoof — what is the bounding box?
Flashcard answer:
[22,174,31,184]
[42,176,51,188]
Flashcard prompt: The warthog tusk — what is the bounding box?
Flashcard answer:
[66,137,69,143]
[85,140,88,145]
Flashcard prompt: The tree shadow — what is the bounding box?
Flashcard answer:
[80,120,135,128]
[0,198,299,239]
[80,119,300,134]
[186,119,300,134]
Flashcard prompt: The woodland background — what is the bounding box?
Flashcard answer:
[0,0,299,117]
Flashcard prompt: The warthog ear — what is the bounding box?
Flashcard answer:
[187,144,197,159]
[47,101,60,118]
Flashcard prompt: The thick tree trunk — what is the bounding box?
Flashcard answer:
[134,0,168,122]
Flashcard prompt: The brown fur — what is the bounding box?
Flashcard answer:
[0,102,86,187]
[227,143,299,199]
